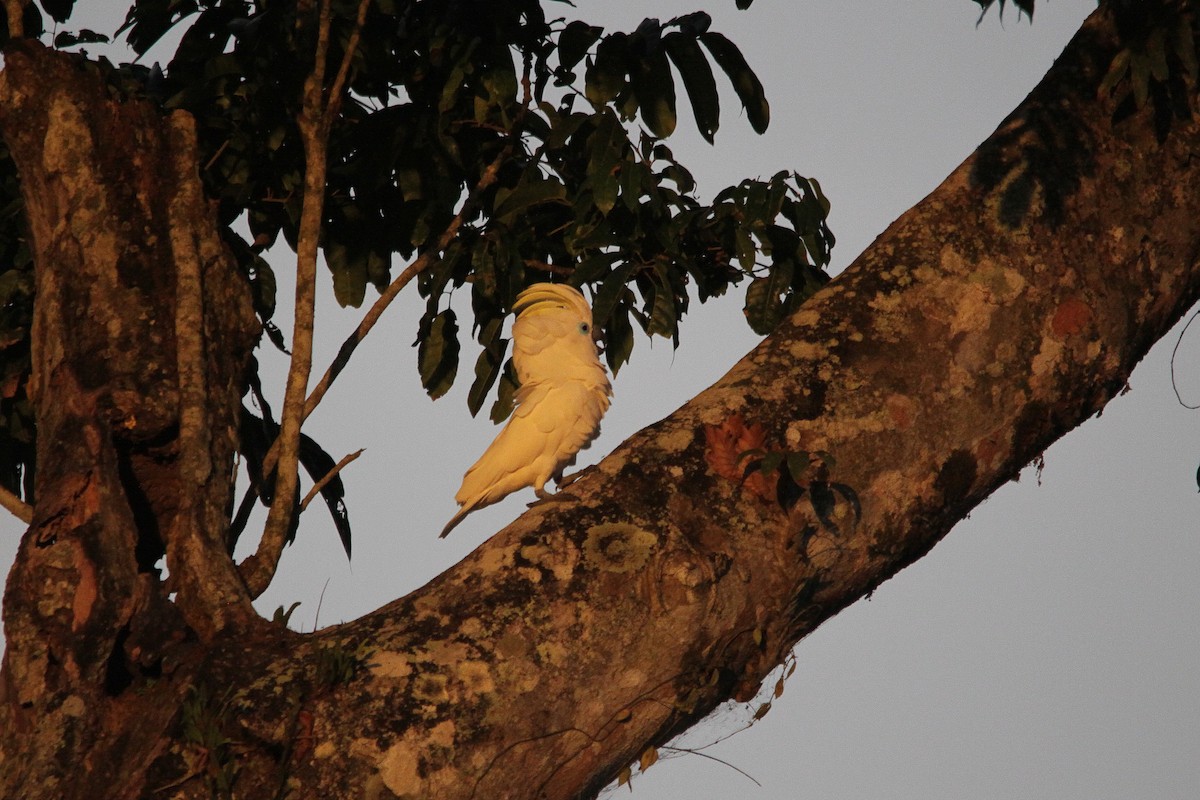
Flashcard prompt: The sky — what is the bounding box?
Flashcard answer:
[4,2,1200,799]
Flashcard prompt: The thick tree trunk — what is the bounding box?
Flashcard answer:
[2,6,1198,800]
[0,43,261,798]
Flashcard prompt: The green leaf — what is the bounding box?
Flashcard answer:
[559,21,603,72]
[759,451,783,475]
[493,177,566,222]
[809,480,837,531]
[1131,52,1150,108]
[1099,46,1134,94]
[328,242,368,308]
[632,42,677,138]
[1173,18,1198,82]
[734,227,755,271]
[646,264,677,338]
[586,110,624,215]
[1146,26,1169,83]
[416,309,459,401]
[570,252,621,285]
[785,451,811,479]
[591,260,639,326]
[605,300,636,375]
[743,261,794,335]
[664,32,719,142]
[489,360,519,423]
[585,33,628,106]
[667,12,711,36]
[699,31,769,134]
[467,318,507,418]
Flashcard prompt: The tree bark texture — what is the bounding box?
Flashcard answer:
[0,42,260,798]
[2,6,1200,800]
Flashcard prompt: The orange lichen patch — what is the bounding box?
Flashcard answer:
[292,709,316,761]
[974,432,1006,470]
[704,414,776,502]
[71,540,98,632]
[1052,296,1092,337]
[885,395,916,430]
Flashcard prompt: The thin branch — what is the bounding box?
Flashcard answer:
[243,0,368,599]
[523,258,575,277]
[299,448,363,511]
[325,0,371,125]
[253,128,520,491]
[658,747,762,787]
[4,0,24,40]
[300,139,515,423]
[0,484,32,524]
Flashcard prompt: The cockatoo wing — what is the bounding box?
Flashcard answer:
[439,381,609,537]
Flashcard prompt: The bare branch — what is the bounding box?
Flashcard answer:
[298,140,515,426]
[325,0,371,126]
[4,0,24,40]
[242,0,371,599]
[246,0,337,596]
[299,448,364,512]
[251,124,521,495]
[0,483,31,524]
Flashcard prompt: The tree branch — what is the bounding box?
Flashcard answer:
[243,0,370,599]
[299,447,363,512]
[272,9,1200,797]
[164,111,259,635]
[3,0,23,39]
[301,139,515,424]
[249,110,522,496]
[0,483,31,524]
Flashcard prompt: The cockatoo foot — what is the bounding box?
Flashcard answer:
[556,470,583,488]
[527,490,579,508]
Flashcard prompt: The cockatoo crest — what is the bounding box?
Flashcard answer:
[440,283,612,537]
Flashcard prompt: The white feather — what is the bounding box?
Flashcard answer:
[440,283,612,537]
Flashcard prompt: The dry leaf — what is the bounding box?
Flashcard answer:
[704,414,776,502]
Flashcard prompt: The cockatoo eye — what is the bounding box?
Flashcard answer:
[578,321,590,335]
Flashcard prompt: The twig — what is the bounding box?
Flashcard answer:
[299,448,363,511]
[523,258,575,277]
[299,138,516,424]
[4,0,23,40]
[0,483,32,524]
[658,746,762,787]
[244,0,370,599]
[254,127,520,488]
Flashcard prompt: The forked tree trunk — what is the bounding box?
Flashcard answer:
[2,6,1199,800]
[0,42,262,798]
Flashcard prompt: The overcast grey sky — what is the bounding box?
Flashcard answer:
[3,2,1199,799]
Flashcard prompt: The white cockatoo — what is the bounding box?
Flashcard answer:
[440,282,612,537]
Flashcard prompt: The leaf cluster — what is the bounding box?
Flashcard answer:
[739,447,859,534]
[972,0,1036,23]
[0,1,836,514]
[127,1,830,414]
[1100,2,1198,139]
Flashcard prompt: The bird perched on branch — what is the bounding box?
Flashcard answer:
[440,283,612,538]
